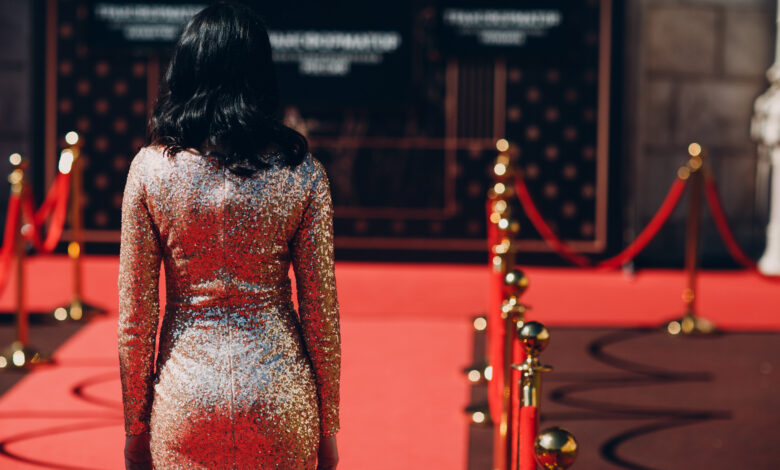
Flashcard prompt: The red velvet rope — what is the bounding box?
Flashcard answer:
[0,193,22,294]
[702,172,765,271]
[597,177,688,269]
[518,405,538,470]
[702,172,780,281]
[513,177,591,267]
[513,176,688,269]
[33,171,63,226]
[21,172,71,253]
[40,172,70,252]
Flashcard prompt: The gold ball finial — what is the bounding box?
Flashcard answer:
[494,199,508,214]
[493,152,511,181]
[65,131,79,146]
[493,238,511,255]
[535,427,578,469]
[59,149,75,174]
[517,321,550,354]
[504,269,529,296]
[687,142,702,157]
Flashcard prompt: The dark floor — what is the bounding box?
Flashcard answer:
[466,325,780,470]
[0,312,85,395]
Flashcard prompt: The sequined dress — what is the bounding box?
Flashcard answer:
[117,146,340,469]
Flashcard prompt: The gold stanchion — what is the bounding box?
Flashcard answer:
[500,268,528,469]
[486,139,579,469]
[0,154,52,370]
[490,139,527,470]
[513,322,579,470]
[515,322,552,470]
[52,132,105,321]
[666,143,715,335]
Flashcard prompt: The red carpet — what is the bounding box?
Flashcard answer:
[0,257,474,470]
[0,256,778,469]
[4,256,779,329]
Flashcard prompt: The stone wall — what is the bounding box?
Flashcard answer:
[0,0,33,211]
[626,0,776,266]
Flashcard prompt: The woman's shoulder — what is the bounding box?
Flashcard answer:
[131,144,190,173]
[131,145,166,169]
[291,154,331,198]
[292,153,327,178]
[125,146,173,189]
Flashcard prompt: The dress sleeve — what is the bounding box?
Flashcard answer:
[290,159,341,438]
[117,151,163,437]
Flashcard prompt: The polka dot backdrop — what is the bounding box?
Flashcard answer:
[47,0,610,253]
[54,1,149,231]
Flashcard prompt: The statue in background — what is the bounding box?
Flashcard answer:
[751,3,780,275]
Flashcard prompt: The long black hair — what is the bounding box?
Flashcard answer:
[149,1,307,173]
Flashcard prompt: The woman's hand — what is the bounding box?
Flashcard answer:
[317,435,339,470]
[124,432,152,470]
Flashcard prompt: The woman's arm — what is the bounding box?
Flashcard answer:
[117,150,163,439]
[290,158,342,439]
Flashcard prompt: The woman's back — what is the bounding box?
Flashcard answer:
[118,146,341,469]
[140,146,307,306]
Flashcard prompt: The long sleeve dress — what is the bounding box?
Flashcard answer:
[117,146,340,469]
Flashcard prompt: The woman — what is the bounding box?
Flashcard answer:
[117,3,340,469]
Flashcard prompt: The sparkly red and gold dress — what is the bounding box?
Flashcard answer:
[117,146,340,469]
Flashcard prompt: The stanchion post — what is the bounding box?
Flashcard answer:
[12,156,27,347]
[502,268,528,469]
[514,321,552,470]
[70,130,83,314]
[0,154,52,370]
[516,322,551,411]
[52,131,105,321]
[684,154,703,314]
[489,138,527,470]
[666,143,716,335]
[513,322,579,470]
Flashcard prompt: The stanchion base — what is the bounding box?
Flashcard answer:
[665,314,716,336]
[0,341,54,370]
[52,300,106,322]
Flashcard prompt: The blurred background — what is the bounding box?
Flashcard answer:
[1,0,773,266]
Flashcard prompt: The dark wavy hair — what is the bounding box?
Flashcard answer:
[149,1,307,174]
